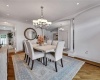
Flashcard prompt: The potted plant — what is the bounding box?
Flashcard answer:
[7,32,13,45]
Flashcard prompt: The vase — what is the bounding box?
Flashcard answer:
[39,43,42,46]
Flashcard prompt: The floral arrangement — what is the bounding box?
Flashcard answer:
[37,35,44,45]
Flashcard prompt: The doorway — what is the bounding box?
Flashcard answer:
[58,30,68,48]
[0,25,16,52]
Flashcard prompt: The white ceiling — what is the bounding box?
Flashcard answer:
[0,0,100,25]
[48,20,71,31]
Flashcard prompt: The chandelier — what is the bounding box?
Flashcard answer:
[33,6,52,29]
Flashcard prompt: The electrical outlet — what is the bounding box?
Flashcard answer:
[85,51,88,54]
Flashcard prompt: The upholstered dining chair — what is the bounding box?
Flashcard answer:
[46,41,65,72]
[52,40,58,46]
[47,40,53,45]
[23,40,29,63]
[26,41,45,70]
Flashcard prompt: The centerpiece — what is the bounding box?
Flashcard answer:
[37,35,44,46]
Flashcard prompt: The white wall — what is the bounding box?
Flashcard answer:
[44,30,58,40]
[74,6,100,63]
[16,23,42,52]
[44,30,53,40]
[0,18,42,52]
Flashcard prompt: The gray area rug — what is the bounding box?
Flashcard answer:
[12,54,85,80]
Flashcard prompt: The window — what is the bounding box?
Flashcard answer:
[0,34,7,44]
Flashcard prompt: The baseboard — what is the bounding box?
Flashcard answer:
[63,53,100,67]
[17,51,24,54]
[63,53,68,56]
[74,57,100,67]
[67,51,75,57]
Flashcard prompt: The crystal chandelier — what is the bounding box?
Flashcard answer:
[33,6,52,29]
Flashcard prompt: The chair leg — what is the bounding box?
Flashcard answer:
[50,59,51,62]
[28,57,30,65]
[55,62,58,72]
[48,59,51,62]
[40,58,42,63]
[24,54,26,60]
[37,58,41,61]
[37,59,39,61]
[43,57,45,65]
[46,58,47,66]
[61,59,63,67]
[31,60,34,70]
[26,55,28,63]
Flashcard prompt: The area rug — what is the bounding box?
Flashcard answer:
[12,54,85,80]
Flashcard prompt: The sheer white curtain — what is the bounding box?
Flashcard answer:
[0,34,8,44]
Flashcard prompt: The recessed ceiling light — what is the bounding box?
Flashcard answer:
[4,22,8,24]
[77,3,79,5]
[6,5,9,7]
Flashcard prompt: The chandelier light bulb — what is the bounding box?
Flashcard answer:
[33,6,52,29]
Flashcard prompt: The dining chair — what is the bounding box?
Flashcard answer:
[47,40,53,45]
[46,41,65,72]
[23,40,29,63]
[52,40,58,46]
[26,41,45,70]
[30,39,37,44]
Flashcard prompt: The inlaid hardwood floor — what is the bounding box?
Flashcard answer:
[8,52,100,80]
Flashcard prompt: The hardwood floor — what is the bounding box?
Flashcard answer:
[8,52,15,80]
[8,52,100,80]
[73,63,100,80]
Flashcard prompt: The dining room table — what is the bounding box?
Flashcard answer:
[33,43,66,53]
[33,43,56,65]
[33,43,56,53]
[32,43,66,65]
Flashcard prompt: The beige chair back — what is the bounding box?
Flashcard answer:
[55,41,65,61]
[23,40,29,55]
[26,41,34,59]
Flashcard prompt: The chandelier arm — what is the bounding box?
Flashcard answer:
[33,6,52,29]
